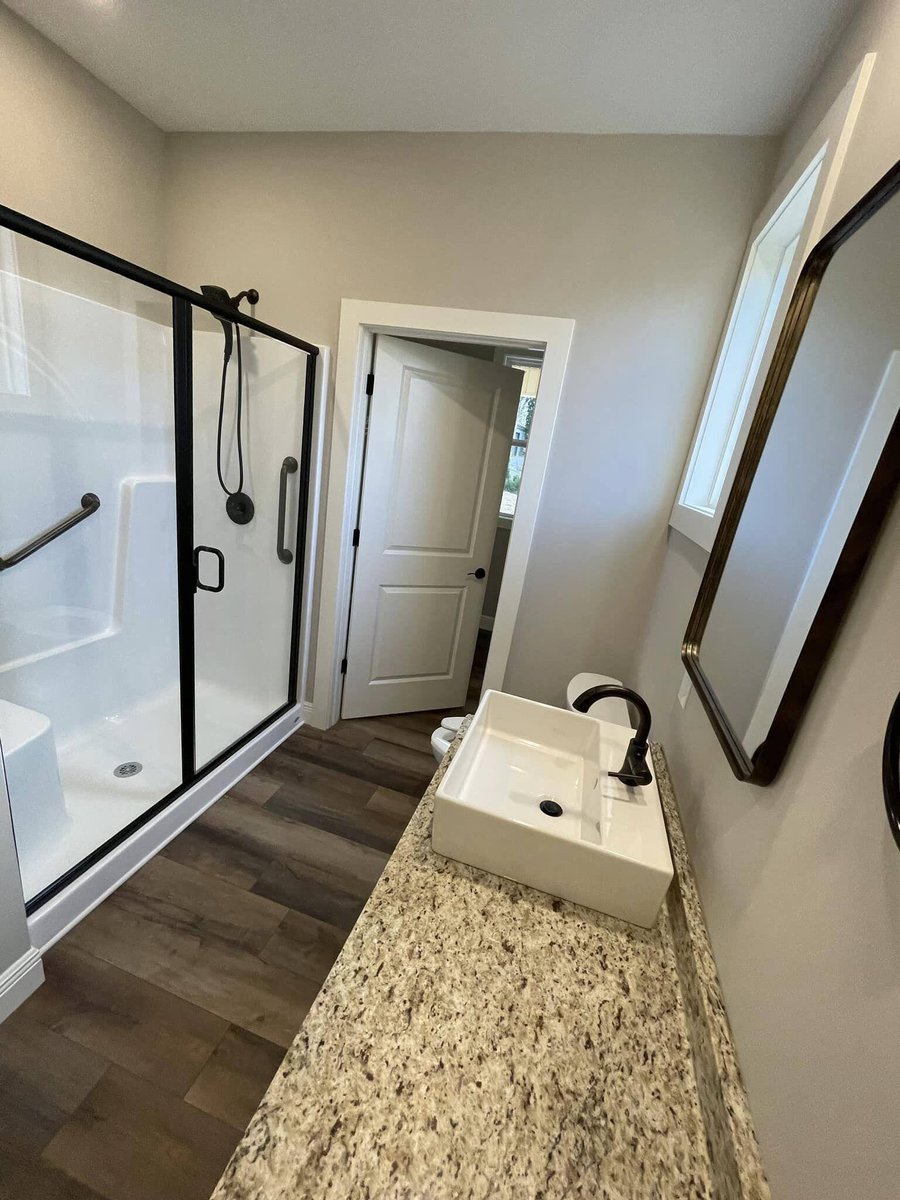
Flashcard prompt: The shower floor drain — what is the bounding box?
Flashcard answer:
[113,761,143,779]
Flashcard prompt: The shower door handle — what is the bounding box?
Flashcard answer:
[194,545,225,593]
[277,456,298,565]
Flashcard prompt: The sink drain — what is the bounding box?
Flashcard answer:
[539,798,563,818]
[113,761,142,779]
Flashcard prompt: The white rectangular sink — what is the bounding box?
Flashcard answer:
[432,690,673,927]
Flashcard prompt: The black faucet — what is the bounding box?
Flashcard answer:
[572,685,653,787]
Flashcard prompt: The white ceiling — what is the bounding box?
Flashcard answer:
[8,0,858,134]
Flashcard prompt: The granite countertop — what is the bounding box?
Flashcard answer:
[213,731,769,1200]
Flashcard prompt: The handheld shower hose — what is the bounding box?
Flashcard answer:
[200,284,259,525]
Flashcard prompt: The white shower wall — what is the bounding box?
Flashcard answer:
[0,269,179,739]
[192,324,306,765]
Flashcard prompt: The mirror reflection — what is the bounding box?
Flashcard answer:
[698,184,900,769]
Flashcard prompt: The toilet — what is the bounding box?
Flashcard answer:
[430,672,634,764]
[431,716,465,763]
[566,672,634,728]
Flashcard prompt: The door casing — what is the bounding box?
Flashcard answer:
[311,299,575,730]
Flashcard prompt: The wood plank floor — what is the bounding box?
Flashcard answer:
[0,635,486,1200]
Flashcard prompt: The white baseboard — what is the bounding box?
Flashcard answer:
[301,696,336,730]
[0,948,44,1023]
[27,707,304,952]
[479,615,494,632]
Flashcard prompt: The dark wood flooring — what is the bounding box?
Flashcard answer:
[0,634,488,1200]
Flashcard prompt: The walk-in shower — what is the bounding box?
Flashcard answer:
[0,206,316,932]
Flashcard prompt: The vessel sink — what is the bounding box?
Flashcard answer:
[432,690,673,927]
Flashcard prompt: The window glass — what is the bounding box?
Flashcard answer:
[501,358,541,517]
[678,160,822,519]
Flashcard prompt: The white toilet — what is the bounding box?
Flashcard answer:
[566,672,634,728]
[431,716,465,763]
[430,672,633,764]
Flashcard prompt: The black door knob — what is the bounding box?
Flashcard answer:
[467,567,487,580]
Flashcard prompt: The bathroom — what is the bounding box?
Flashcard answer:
[0,1,898,1197]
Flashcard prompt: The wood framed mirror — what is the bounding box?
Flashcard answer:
[683,158,900,784]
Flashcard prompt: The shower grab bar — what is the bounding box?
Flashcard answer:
[277,456,298,564]
[0,492,100,572]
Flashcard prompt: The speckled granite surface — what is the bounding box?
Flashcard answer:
[213,733,768,1200]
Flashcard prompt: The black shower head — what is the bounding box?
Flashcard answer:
[201,284,236,360]
[200,283,260,361]
[200,283,232,309]
[200,284,259,311]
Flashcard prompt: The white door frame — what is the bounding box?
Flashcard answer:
[310,299,575,729]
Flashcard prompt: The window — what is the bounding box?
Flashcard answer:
[501,357,541,518]
[670,55,873,551]
[679,161,821,518]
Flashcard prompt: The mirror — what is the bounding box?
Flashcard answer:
[684,160,900,783]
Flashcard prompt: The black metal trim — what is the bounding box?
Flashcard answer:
[884,691,900,852]
[24,703,297,915]
[173,298,197,785]
[287,353,317,705]
[0,202,319,357]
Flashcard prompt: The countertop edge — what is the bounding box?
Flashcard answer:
[653,743,772,1200]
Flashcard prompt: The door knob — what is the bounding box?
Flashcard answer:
[467,567,487,580]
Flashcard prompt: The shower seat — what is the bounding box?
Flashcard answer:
[0,698,69,871]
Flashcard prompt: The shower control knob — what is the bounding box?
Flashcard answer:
[467,568,487,580]
[226,491,255,525]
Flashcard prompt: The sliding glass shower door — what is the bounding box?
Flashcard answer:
[190,307,310,769]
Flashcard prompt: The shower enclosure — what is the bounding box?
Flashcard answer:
[0,205,317,941]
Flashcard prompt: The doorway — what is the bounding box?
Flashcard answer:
[311,300,574,730]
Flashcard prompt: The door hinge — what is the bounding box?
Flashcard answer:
[351,528,360,547]
[365,372,375,396]
[340,657,348,675]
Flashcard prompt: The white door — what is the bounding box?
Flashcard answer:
[341,336,521,719]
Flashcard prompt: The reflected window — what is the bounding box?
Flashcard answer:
[679,160,822,521]
[501,356,541,518]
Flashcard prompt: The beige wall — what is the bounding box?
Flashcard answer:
[163,131,775,703]
[637,3,900,1196]
[0,3,165,267]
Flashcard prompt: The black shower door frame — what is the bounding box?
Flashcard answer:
[0,204,319,911]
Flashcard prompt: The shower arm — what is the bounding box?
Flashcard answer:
[0,492,100,572]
